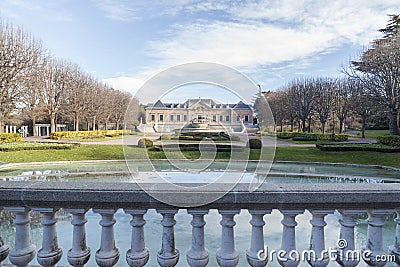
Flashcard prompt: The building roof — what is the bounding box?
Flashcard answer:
[146,98,251,110]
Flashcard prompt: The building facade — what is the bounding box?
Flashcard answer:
[141,98,256,133]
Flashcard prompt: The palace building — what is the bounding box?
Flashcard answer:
[139,98,257,133]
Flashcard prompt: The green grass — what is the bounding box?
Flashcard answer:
[0,144,399,169]
[363,129,389,139]
[273,147,400,168]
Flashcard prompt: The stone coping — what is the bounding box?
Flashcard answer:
[0,181,399,210]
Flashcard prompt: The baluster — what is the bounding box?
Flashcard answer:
[64,208,91,267]
[125,209,149,267]
[362,209,394,267]
[5,207,36,267]
[246,210,271,267]
[94,209,120,267]
[278,209,304,267]
[389,209,400,264]
[216,209,240,267]
[0,207,9,265]
[307,210,334,267]
[336,210,365,267]
[156,209,179,267]
[186,209,209,267]
[33,208,63,267]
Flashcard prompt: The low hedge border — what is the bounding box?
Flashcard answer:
[50,130,131,140]
[316,143,400,153]
[277,132,349,142]
[0,142,79,152]
[377,135,400,146]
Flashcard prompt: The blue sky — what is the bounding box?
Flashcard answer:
[0,0,398,104]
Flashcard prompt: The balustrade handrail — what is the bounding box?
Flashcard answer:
[1,181,400,209]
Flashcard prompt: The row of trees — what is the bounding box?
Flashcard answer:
[0,19,137,135]
[256,77,379,138]
[256,15,400,136]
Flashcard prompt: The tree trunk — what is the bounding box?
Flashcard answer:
[116,120,120,130]
[75,115,79,132]
[302,119,306,132]
[0,120,4,133]
[92,117,96,131]
[50,114,56,133]
[32,117,37,136]
[388,111,400,135]
[290,120,294,132]
[321,121,326,134]
[339,118,344,134]
[361,115,366,139]
[280,122,283,132]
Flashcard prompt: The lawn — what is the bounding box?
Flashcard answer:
[0,144,399,169]
[363,129,390,139]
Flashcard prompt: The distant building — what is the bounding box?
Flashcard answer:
[139,98,257,133]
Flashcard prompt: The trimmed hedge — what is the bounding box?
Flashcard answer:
[276,132,349,142]
[247,138,262,149]
[0,142,78,152]
[50,130,130,140]
[138,138,153,148]
[316,143,400,153]
[0,133,22,143]
[376,135,400,146]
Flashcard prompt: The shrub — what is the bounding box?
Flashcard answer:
[0,133,22,143]
[376,135,400,146]
[333,134,349,142]
[138,138,153,148]
[247,138,262,149]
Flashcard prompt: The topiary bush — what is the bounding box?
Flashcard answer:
[376,135,400,146]
[138,138,153,148]
[247,138,262,149]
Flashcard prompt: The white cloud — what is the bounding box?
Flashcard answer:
[100,0,400,102]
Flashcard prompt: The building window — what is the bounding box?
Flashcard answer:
[159,114,164,122]
[219,115,223,122]
[177,115,180,122]
[236,115,241,122]
[212,115,216,122]
[183,115,187,121]
[150,114,155,121]
[170,114,174,121]
[226,115,230,122]
[244,115,249,122]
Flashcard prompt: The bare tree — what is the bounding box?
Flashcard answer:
[314,78,335,134]
[41,58,72,133]
[63,65,89,131]
[290,78,317,132]
[349,79,378,138]
[0,21,44,132]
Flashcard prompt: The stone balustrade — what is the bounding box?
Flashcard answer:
[0,181,400,266]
